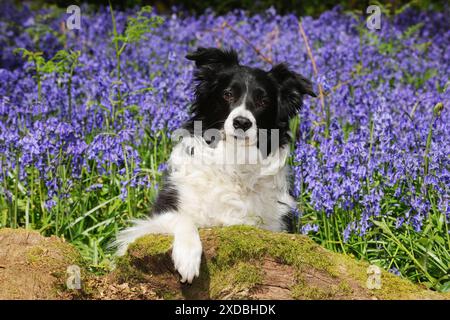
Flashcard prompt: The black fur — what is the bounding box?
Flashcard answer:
[151,47,315,220]
[151,180,179,214]
[184,47,316,156]
[282,209,295,233]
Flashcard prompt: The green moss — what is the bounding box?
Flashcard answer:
[54,240,85,266]
[337,281,354,295]
[22,237,83,272]
[234,262,262,285]
[331,252,444,300]
[214,225,334,275]
[291,276,354,300]
[115,255,146,282]
[214,226,268,266]
[113,225,449,300]
[128,234,173,257]
[376,272,439,299]
[292,284,331,300]
[26,246,45,264]
[158,288,179,300]
[114,234,174,282]
[210,261,263,298]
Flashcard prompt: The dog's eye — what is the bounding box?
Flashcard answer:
[256,97,269,108]
[223,90,233,102]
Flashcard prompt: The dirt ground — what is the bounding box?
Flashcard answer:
[0,228,80,299]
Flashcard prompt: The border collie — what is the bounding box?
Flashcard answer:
[115,47,316,283]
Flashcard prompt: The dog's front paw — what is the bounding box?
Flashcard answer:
[172,234,202,284]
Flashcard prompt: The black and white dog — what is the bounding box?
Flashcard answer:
[115,47,316,283]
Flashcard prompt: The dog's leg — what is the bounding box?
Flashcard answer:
[114,212,202,284]
[170,215,203,283]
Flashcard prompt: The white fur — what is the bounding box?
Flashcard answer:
[115,135,295,283]
[223,105,258,144]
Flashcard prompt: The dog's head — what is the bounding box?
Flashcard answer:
[185,47,316,155]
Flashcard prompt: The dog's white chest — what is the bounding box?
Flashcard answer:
[168,137,295,231]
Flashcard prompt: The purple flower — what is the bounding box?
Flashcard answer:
[86,183,103,192]
[301,223,319,235]
[0,2,449,286]
[389,268,401,276]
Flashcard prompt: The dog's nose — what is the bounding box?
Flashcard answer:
[233,116,252,132]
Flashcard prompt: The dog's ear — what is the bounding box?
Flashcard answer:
[186,47,239,70]
[269,63,317,121]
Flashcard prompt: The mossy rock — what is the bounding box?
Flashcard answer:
[112,225,449,300]
[0,228,87,299]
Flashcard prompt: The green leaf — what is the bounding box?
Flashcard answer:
[124,6,164,44]
[438,281,450,293]
[402,23,424,39]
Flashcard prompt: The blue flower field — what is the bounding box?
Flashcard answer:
[0,2,449,291]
